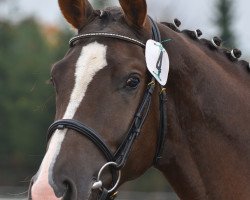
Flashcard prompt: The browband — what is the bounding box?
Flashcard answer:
[69,32,146,48]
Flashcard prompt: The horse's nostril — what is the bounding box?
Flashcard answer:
[60,179,76,200]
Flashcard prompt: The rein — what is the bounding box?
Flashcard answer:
[47,17,167,200]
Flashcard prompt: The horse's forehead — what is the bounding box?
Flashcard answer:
[64,41,108,117]
[78,9,140,40]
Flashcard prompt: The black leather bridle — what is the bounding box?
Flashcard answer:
[47,17,167,200]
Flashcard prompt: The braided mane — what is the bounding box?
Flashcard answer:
[161,19,250,73]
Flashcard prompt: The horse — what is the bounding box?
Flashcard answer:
[29,0,250,199]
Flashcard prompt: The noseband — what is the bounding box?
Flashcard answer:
[47,17,167,200]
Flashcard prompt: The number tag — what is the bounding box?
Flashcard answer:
[145,39,170,86]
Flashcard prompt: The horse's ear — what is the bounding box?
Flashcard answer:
[58,0,94,29]
[119,0,147,28]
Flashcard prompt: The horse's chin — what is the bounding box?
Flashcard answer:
[60,188,99,200]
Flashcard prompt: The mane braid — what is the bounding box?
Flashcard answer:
[161,19,250,73]
[161,22,180,33]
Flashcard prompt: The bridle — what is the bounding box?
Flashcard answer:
[47,17,167,200]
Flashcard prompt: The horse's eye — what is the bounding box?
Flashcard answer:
[126,76,140,89]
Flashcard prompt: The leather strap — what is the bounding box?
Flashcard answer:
[99,189,109,200]
[114,78,155,168]
[69,33,145,48]
[148,16,167,165]
[154,89,167,164]
[47,119,114,162]
[149,16,161,43]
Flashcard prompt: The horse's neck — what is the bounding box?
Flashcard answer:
[157,26,250,200]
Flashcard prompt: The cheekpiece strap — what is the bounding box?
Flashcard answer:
[148,16,161,43]
[148,16,168,166]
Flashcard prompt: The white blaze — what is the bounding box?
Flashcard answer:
[64,42,108,118]
[32,42,108,199]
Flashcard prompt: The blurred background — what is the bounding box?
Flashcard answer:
[0,0,249,199]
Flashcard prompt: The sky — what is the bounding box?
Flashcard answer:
[1,0,250,58]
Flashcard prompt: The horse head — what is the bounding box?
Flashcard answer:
[29,0,250,199]
[30,0,162,199]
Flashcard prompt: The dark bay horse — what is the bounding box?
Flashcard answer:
[29,0,250,199]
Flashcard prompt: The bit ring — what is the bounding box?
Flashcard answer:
[92,162,121,194]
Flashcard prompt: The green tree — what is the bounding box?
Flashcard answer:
[0,18,72,185]
[214,0,236,48]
